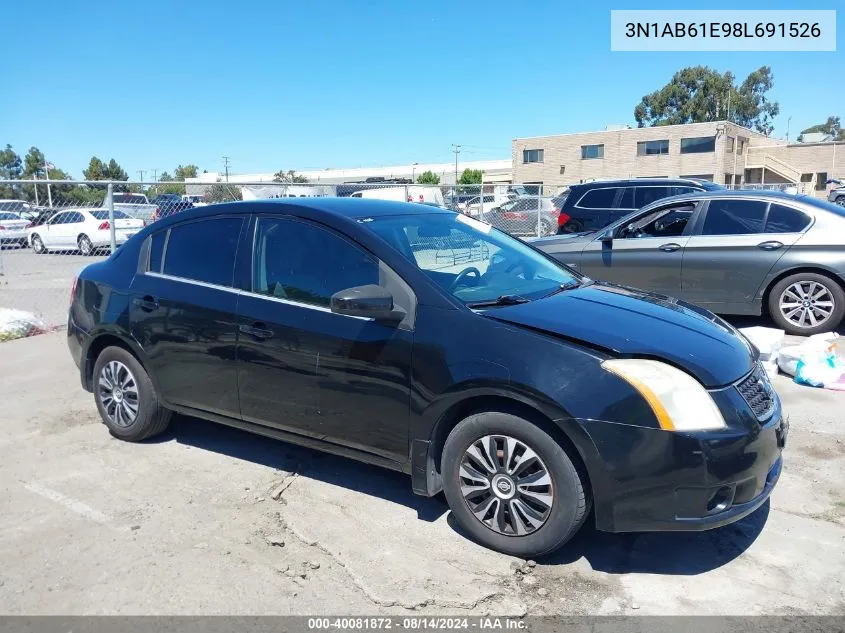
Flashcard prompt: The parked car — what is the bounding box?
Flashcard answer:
[534,190,845,335]
[182,194,208,207]
[462,195,503,217]
[28,208,144,255]
[68,198,786,557]
[0,211,29,247]
[0,199,34,216]
[112,193,158,224]
[827,179,845,206]
[485,196,558,236]
[350,185,445,206]
[553,178,724,234]
[22,207,56,228]
[151,194,194,221]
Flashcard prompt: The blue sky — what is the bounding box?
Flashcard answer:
[2,0,841,178]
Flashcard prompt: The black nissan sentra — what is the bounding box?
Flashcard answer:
[68,199,787,556]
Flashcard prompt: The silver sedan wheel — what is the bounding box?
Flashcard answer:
[98,360,139,427]
[779,281,836,329]
[459,435,554,536]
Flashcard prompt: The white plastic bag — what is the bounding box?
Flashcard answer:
[0,308,48,342]
[778,332,840,377]
[739,326,785,363]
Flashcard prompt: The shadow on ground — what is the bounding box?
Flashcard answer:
[158,414,769,575]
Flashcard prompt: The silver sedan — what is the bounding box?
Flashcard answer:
[532,190,845,336]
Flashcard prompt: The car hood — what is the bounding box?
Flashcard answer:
[488,282,755,388]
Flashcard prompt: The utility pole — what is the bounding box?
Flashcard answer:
[452,144,461,195]
[151,168,159,182]
[137,169,145,182]
[786,116,792,142]
[222,156,231,183]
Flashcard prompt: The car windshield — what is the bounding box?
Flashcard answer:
[91,210,131,220]
[113,195,147,204]
[0,201,28,212]
[365,213,581,305]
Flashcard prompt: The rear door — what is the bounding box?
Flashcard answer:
[680,198,807,312]
[570,187,621,231]
[579,201,699,296]
[129,216,247,417]
[61,211,87,248]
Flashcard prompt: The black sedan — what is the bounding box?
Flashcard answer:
[67,199,786,556]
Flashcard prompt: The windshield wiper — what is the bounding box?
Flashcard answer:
[541,280,583,298]
[466,294,531,309]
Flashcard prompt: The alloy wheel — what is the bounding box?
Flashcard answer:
[98,360,139,427]
[79,235,93,256]
[459,435,554,536]
[779,281,835,329]
[31,235,43,253]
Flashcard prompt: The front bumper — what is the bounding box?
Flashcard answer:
[576,394,787,533]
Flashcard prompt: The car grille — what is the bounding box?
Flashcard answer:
[737,364,775,421]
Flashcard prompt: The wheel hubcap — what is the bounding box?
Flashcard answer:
[779,281,835,329]
[98,360,139,427]
[459,435,554,536]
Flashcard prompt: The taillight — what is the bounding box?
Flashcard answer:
[25,222,34,229]
[98,221,110,230]
[418,194,424,202]
[557,210,570,227]
[0,225,6,231]
[70,276,78,305]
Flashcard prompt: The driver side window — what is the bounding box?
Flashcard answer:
[618,204,696,239]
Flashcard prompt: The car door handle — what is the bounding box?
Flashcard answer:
[133,295,158,311]
[757,240,784,251]
[658,243,681,252]
[239,323,274,340]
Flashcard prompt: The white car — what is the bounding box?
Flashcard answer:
[27,208,144,256]
[182,194,208,206]
[0,211,30,248]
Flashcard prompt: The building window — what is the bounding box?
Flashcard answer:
[800,173,814,182]
[581,144,604,160]
[636,140,669,156]
[522,149,544,163]
[680,136,716,154]
[726,137,735,153]
[724,173,737,186]
[817,172,828,191]
[737,140,745,155]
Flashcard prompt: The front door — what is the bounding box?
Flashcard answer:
[579,202,698,297]
[236,216,414,463]
[39,211,69,248]
[680,198,805,313]
[129,216,246,417]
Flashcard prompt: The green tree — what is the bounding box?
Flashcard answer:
[634,65,780,135]
[149,171,183,197]
[458,168,483,185]
[174,164,199,181]
[82,156,107,181]
[416,170,440,185]
[206,182,242,203]
[798,116,844,141]
[273,169,309,183]
[0,144,23,199]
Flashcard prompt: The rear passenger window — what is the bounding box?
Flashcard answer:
[577,188,619,209]
[163,218,243,287]
[253,218,379,307]
[148,231,166,273]
[702,200,768,235]
[765,204,811,233]
[635,186,671,208]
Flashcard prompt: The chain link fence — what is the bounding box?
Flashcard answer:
[0,179,559,334]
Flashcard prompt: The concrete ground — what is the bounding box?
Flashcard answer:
[0,331,843,616]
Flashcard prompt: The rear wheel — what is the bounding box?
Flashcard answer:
[441,411,589,557]
[559,218,584,234]
[768,273,845,336]
[31,233,45,254]
[538,217,555,237]
[92,346,171,441]
[78,234,94,256]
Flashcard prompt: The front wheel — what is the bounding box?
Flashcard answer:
[768,273,845,336]
[93,346,172,441]
[31,234,45,254]
[441,412,589,557]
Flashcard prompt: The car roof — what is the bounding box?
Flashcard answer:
[570,178,718,188]
[152,197,455,226]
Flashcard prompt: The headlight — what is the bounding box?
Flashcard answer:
[601,359,726,431]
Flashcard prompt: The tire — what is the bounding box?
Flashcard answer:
[835,196,845,208]
[92,346,172,442]
[441,411,589,557]
[768,272,845,336]
[539,218,555,237]
[78,234,94,256]
[559,218,584,234]
[30,233,45,254]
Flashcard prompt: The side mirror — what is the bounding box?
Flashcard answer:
[330,285,398,321]
[598,228,614,242]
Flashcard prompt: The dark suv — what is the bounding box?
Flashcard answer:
[554,178,723,234]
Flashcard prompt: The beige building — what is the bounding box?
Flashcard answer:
[512,121,842,198]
